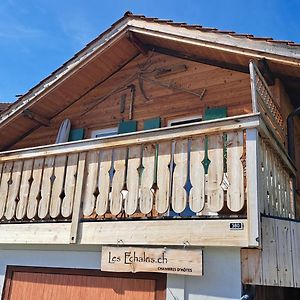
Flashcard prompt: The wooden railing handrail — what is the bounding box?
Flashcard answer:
[0,113,260,162]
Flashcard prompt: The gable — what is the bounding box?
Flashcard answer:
[11,53,252,150]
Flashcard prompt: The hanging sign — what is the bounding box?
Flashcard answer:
[101,246,203,276]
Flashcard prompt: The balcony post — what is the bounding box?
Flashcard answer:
[70,152,87,243]
[246,128,261,247]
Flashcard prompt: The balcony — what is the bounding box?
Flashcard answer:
[0,62,296,248]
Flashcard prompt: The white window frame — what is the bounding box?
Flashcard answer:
[90,127,118,139]
[167,115,202,127]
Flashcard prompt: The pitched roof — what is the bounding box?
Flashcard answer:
[0,12,299,149]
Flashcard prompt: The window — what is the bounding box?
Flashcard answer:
[90,127,118,139]
[167,115,202,127]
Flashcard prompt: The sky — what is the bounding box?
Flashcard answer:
[0,0,299,102]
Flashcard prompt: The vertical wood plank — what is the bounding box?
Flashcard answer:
[246,129,260,247]
[16,159,34,220]
[139,144,156,214]
[61,153,79,218]
[5,161,23,220]
[241,248,263,285]
[275,219,293,287]
[49,155,67,218]
[125,145,141,215]
[27,158,44,219]
[95,149,112,216]
[110,148,126,216]
[259,139,268,215]
[171,140,188,213]
[206,134,224,212]
[227,131,245,212]
[0,162,13,219]
[189,136,205,213]
[38,156,55,219]
[82,151,99,217]
[70,152,86,243]
[291,221,300,287]
[156,141,171,214]
[262,217,278,285]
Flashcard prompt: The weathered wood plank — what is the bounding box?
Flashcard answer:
[82,151,99,217]
[156,141,171,214]
[262,217,278,285]
[27,158,44,219]
[275,219,293,287]
[0,162,13,219]
[16,159,33,220]
[49,155,67,218]
[171,140,188,213]
[206,134,224,212]
[5,160,23,220]
[291,221,300,287]
[110,148,126,216]
[227,131,245,212]
[125,146,140,215]
[38,156,55,219]
[95,149,112,216]
[241,248,263,285]
[139,144,156,214]
[61,153,79,218]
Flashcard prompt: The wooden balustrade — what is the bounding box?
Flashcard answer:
[258,137,295,218]
[249,61,285,144]
[0,114,295,228]
[0,115,260,223]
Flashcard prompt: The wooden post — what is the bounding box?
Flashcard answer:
[246,128,261,247]
[69,152,86,244]
[249,61,258,113]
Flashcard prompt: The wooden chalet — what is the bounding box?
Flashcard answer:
[0,12,299,299]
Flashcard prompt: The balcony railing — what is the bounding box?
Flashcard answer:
[0,115,258,224]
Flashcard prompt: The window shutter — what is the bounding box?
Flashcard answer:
[118,120,137,134]
[68,128,85,142]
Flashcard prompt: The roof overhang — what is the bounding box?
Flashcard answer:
[1,13,299,150]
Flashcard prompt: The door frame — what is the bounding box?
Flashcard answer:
[2,266,166,300]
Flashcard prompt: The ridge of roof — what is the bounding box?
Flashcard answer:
[124,11,300,47]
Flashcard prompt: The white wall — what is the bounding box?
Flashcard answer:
[167,248,241,300]
[0,246,241,300]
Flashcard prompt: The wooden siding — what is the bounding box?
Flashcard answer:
[241,216,300,288]
[11,53,252,149]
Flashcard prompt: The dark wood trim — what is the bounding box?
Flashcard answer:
[2,265,166,300]
[258,58,275,86]
[150,45,249,74]
[127,32,149,56]
[22,109,51,127]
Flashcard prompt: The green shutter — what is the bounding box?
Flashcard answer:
[68,128,85,141]
[143,117,161,130]
[203,107,227,121]
[118,120,137,134]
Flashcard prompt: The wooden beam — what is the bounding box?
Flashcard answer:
[22,109,50,127]
[150,45,249,74]
[258,58,275,85]
[126,32,148,55]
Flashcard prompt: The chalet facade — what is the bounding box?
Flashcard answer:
[0,12,299,299]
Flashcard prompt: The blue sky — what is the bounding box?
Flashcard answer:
[0,0,299,102]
